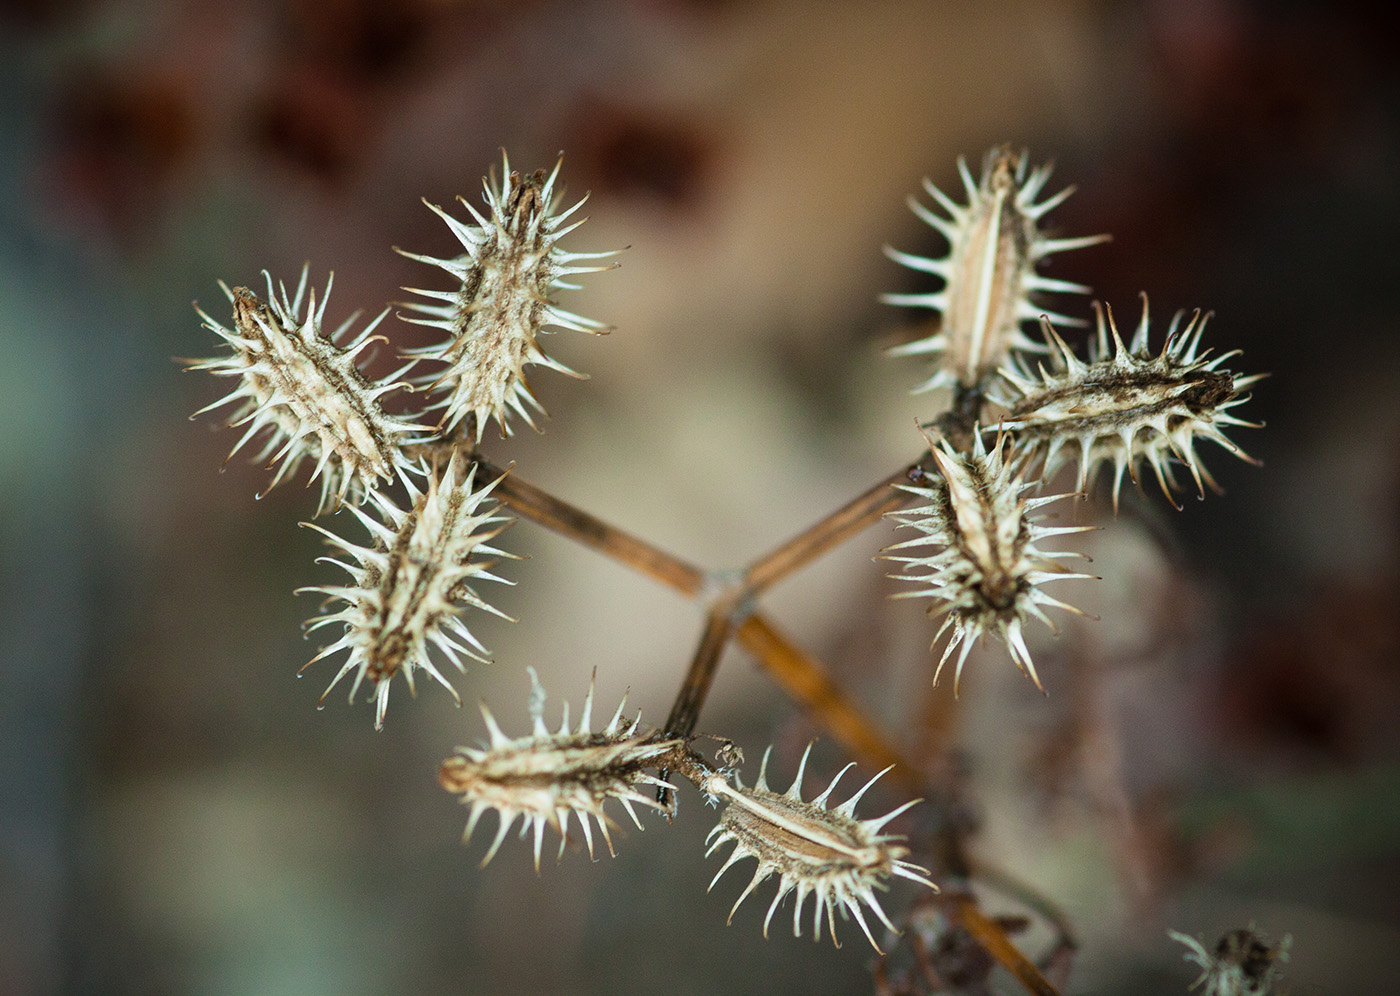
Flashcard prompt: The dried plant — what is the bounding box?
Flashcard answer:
[396,152,619,441]
[184,146,1269,990]
[186,267,429,511]
[439,669,681,868]
[882,148,1109,393]
[882,431,1094,692]
[1169,928,1291,996]
[995,300,1263,509]
[703,744,936,952]
[297,452,516,729]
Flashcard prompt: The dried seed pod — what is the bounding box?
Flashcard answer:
[1169,928,1291,996]
[187,267,430,513]
[883,146,1108,393]
[996,297,1263,510]
[298,453,515,729]
[884,431,1094,693]
[398,152,621,441]
[703,744,936,953]
[439,669,681,869]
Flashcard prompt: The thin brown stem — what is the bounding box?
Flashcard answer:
[657,600,741,808]
[742,455,932,596]
[733,614,921,794]
[473,457,945,751]
[910,671,961,772]
[934,382,986,453]
[665,600,740,739]
[478,460,707,597]
[973,862,1080,954]
[956,897,1063,996]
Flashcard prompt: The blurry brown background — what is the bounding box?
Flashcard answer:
[2,0,1397,994]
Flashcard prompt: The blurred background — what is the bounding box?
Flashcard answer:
[2,0,1398,993]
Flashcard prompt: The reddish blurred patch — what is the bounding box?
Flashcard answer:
[568,101,716,210]
[251,65,372,184]
[278,0,439,83]
[0,0,89,31]
[1221,577,1400,763]
[47,66,198,241]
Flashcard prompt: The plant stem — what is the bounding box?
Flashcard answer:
[974,862,1080,954]
[471,460,1057,995]
[733,614,921,793]
[478,461,944,778]
[478,460,707,597]
[742,456,931,596]
[957,897,1063,996]
[658,598,740,808]
[935,382,986,453]
[665,599,740,739]
[910,671,961,771]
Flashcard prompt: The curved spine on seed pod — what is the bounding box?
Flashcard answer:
[439,668,682,870]
[187,266,431,513]
[397,152,621,442]
[995,296,1264,510]
[297,452,516,729]
[702,744,936,953]
[883,145,1109,393]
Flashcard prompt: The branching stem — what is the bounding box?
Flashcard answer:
[733,615,920,793]
[957,897,1063,996]
[478,459,707,597]
[743,457,931,595]
[665,598,741,738]
[473,456,1064,996]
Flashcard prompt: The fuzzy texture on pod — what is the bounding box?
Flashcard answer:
[187,267,430,513]
[883,431,1095,693]
[883,146,1108,393]
[398,153,620,441]
[439,669,680,869]
[703,744,936,953]
[297,453,515,729]
[995,297,1263,510]
[1169,928,1291,996]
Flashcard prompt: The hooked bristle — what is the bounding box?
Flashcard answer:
[883,429,1096,693]
[703,744,936,953]
[440,669,681,870]
[397,153,622,442]
[297,453,517,729]
[883,146,1109,393]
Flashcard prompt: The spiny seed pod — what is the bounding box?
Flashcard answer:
[187,267,429,513]
[883,146,1108,393]
[298,453,515,730]
[1169,928,1291,996]
[439,668,681,869]
[996,297,1263,510]
[397,152,620,442]
[703,744,936,953]
[883,431,1094,693]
